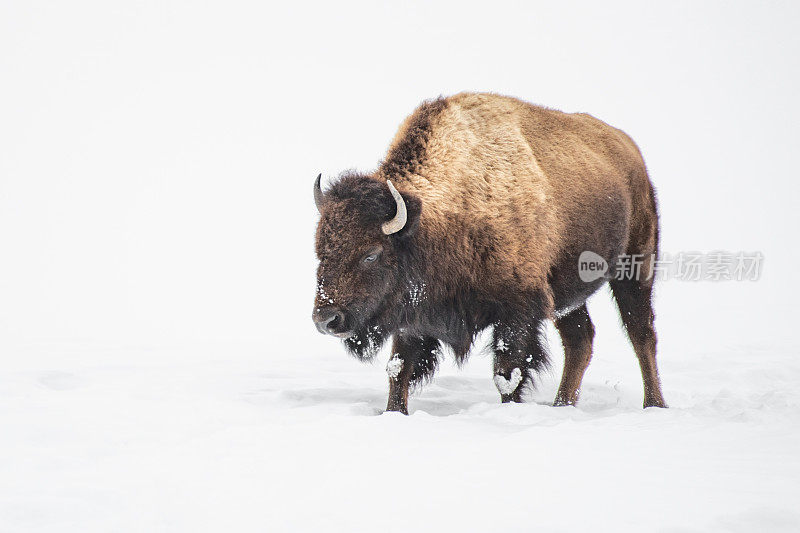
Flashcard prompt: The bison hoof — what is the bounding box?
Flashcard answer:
[500,393,523,404]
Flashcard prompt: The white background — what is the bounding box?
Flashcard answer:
[1,2,799,532]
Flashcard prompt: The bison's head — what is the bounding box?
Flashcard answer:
[312,172,421,356]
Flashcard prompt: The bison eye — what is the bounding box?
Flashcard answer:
[362,247,382,265]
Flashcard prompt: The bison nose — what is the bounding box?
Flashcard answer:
[313,308,346,336]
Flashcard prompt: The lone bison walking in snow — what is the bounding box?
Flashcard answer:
[312,92,666,414]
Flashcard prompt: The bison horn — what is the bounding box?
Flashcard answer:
[314,173,324,212]
[381,180,407,235]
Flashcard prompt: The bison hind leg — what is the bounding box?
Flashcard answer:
[553,304,595,406]
[492,318,550,403]
[610,276,667,408]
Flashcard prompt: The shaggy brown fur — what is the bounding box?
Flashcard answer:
[313,92,666,414]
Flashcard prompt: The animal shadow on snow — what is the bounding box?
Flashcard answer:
[277,375,535,417]
[272,371,656,419]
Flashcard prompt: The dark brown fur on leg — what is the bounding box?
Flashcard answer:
[386,335,440,414]
[554,304,595,406]
[492,319,548,403]
[610,277,666,408]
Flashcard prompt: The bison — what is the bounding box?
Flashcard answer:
[312,92,666,414]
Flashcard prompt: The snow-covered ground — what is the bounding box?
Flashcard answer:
[2,336,798,532]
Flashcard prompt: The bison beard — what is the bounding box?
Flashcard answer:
[313,92,667,414]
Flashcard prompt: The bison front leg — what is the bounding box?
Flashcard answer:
[493,320,548,403]
[386,335,440,415]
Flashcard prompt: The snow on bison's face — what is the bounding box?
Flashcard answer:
[312,174,420,342]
